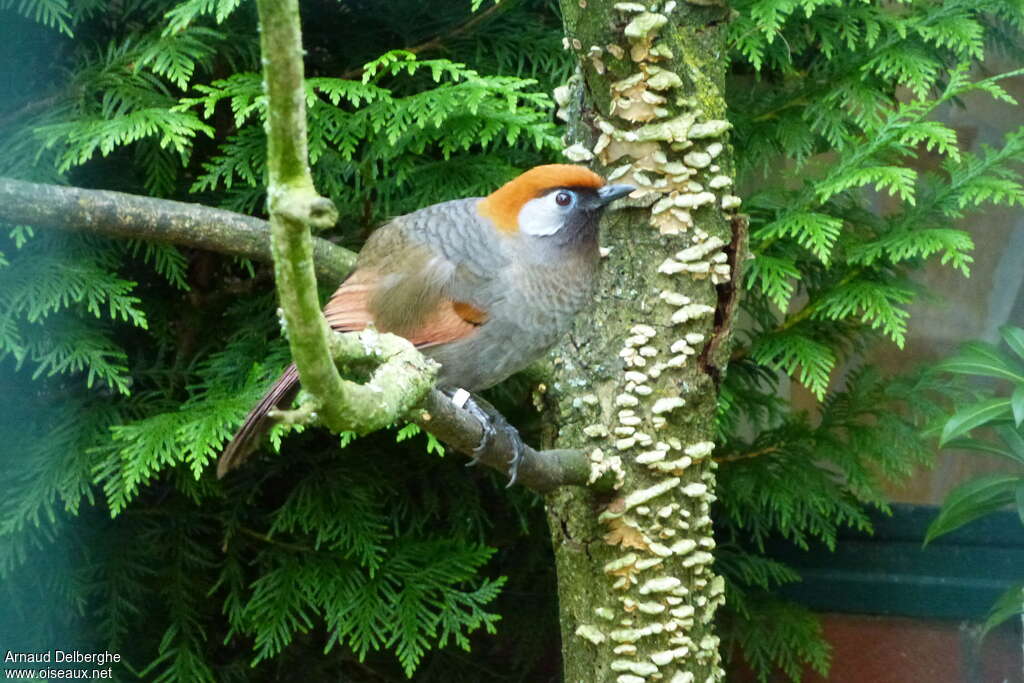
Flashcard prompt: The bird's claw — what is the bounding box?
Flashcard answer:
[463,400,493,469]
[445,389,526,487]
[505,431,525,488]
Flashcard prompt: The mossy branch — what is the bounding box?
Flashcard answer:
[257,0,357,437]
[251,0,600,492]
[324,328,439,433]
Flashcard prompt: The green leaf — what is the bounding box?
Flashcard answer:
[940,436,1024,467]
[940,398,1013,446]
[163,0,243,35]
[5,0,73,35]
[8,225,34,248]
[425,431,445,457]
[924,474,1021,545]
[815,164,918,204]
[1013,385,1024,428]
[745,254,801,310]
[981,582,1024,638]
[1002,325,1024,362]
[810,280,912,348]
[936,342,1024,383]
[395,423,421,442]
[996,425,1024,465]
[750,332,837,400]
[1017,481,1024,527]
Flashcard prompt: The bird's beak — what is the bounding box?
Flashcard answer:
[597,184,635,206]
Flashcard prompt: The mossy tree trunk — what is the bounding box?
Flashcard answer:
[544,2,742,680]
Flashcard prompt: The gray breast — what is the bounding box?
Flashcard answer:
[426,246,599,391]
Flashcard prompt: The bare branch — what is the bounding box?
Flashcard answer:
[0,177,356,283]
[411,390,606,494]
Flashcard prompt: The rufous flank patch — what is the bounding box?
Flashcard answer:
[452,301,488,325]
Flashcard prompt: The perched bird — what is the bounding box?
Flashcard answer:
[217,164,633,481]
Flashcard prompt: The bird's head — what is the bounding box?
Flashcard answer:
[477,164,634,244]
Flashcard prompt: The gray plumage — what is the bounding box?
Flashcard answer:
[217,176,630,477]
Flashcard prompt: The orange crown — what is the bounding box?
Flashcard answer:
[478,164,605,233]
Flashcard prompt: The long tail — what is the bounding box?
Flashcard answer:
[217,363,301,478]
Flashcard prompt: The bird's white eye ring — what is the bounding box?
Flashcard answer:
[555,191,573,207]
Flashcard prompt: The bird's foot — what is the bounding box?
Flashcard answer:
[445,388,526,487]
[447,389,494,467]
[504,428,525,488]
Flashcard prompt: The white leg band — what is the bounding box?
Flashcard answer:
[451,388,471,409]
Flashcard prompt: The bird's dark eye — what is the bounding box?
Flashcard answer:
[555,191,573,207]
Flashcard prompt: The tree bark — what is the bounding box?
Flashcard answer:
[546,2,742,680]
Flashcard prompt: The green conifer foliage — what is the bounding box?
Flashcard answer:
[2,1,566,680]
[719,0,1024,676]
[1,0,1022,680]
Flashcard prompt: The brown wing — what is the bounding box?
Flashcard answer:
[217,279,487,478]
[323,268,377,332]
[219,214,493,477]
[323,268,487,347]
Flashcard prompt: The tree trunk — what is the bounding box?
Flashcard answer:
[545,2,742,680]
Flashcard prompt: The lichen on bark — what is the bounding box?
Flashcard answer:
[546,1,741,680]
[256,0,516,451]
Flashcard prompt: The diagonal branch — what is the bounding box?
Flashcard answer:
[412,390,604,493]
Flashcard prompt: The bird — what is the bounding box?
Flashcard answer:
[217,164,633,482]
